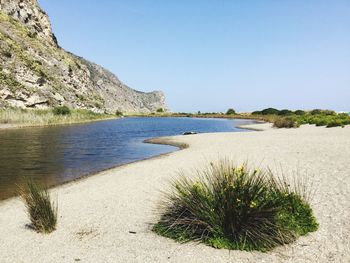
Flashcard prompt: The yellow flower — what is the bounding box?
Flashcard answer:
[249,201,257,208]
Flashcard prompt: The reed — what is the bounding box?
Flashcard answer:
[19,179,57,233]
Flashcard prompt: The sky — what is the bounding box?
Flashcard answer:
[38,0,350,112]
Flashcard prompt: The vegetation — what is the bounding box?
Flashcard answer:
[0,108,117,127]
[115,110,123,116]
[132,108,349,129]
[153,161,318,251]
[226,108,236,115]
[278,109,293,116]
[19,179,57,233]
[261,108,280,115]
[156,108,165,113]
[250,108,350,128]
[273,117,300,128]
[52,106,71,115]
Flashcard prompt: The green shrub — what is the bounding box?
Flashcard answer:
[294,110,306,115]
[115,110,123,116]
[53,106,71,115]
[2,50,12,58]
[20,179,57,233]
[326,120,344,128]
[313,117,328,127]
[310,109,322,115]
[261,108,280,115]
[322,110,336,116]
[156,108,164,113]
[153,161,318,251]
[273,117,299,128]
[251,111,262,115]
[278,109,293,116]
[226,108,236,115]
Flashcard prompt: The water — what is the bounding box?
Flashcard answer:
[0,117,255,200]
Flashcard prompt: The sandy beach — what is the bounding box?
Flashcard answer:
[0,123,349,263]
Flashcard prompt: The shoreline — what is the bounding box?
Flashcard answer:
[0,119,256,202]
[0,115,119,130]
[0,135,184,204]
[0,123,349,262]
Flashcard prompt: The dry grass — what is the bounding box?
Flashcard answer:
[0,108,116,127]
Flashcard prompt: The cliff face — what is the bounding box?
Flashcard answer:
[0,0,167,113]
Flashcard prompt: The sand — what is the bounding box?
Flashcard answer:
[0,123,349,263]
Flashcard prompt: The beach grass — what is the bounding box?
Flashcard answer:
[0,107,116,127]
[19,179,57,233]
[153,161,318,251]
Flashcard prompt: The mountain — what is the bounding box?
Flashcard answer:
[0,0,167,113]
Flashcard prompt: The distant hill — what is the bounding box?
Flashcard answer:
[0,0,167,113]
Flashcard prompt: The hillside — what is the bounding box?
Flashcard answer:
[0,0,167,114]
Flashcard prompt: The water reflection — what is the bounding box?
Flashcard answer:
[0,117,255,200]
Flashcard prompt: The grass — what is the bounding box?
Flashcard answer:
[0,108,117,127]
[19,179,57,233]
[153,161,318,251]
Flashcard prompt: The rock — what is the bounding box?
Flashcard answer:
[0,0,167,113]
[25,94,48,107]
[183,131,198,135]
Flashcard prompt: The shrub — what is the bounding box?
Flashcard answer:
[115,110,123,116]
[273,117,299,128]
[278,109,293,116]
[53,106,71,115]
[322,110,336,116]
[326,120,344,128]
[226,108,236,115]
[156,108,164,113]
[313,117,328,127]
[2,50,12,58]
[310,109,322,115]
[261,108,280,115]
[294,110,306,116]
[19,179,57,233]
[251,111,262,115]
[153,161,318,251]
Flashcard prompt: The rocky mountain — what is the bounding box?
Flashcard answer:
[0,0,167,113]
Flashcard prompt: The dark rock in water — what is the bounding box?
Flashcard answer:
[183,131,197,135]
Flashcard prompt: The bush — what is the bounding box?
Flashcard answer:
[226,108,236,115]
[278,109,293,116]
[273,117,299,128]
[19,179,57,233]
[251,111,262,115]
[53,106,71,115]
[313,117,328,127]
[261,108,280,115]
[153,161,318,251]
[326,120,344,128]
[156,108,164,113]
[310,109,322,115]
[115,110,123,116]
[294,110,306,116]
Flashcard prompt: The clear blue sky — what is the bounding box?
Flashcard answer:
[39,0,350,112]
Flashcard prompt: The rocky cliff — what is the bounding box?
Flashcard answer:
[0,0,167,113]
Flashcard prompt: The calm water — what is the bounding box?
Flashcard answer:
[0,117,255,200]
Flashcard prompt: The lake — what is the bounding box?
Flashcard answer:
[0,117,255,200]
